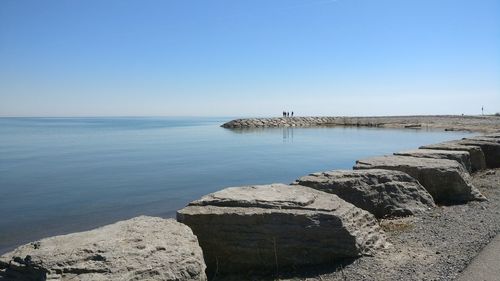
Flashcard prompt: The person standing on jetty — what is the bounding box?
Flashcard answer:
[291,111,294,117]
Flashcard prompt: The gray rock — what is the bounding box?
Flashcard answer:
[459,139,500,168]
[0,216,207,281]
[353,155,486,203]
[177,184,386,274]
[483,133,500,138]
[293,169,435,218]
[394,149,472,172]
[420,141,487,172]
[467,136,500,143]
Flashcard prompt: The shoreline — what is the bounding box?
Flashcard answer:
[222,115,500,133]
[1,119,499,280]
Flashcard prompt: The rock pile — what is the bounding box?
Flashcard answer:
[221,116,500,132]
[222,117,343,128]
[177,184,386,274]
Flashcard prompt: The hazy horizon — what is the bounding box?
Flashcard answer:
[1,0,499,117]
[0,114,497,118]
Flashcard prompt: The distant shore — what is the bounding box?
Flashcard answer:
[222,115,500,133]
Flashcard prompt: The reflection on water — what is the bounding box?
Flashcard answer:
[283,127,294,142]
[224,126,295,142]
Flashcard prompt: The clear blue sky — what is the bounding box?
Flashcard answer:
[1,0,499,117]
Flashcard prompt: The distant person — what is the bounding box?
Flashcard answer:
[282,111,286,117]
[287,112,290,117]
[291,111,294,117]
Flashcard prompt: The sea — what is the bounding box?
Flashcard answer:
[0,117,473,254]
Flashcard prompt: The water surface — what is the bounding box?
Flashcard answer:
[0,117,472,253]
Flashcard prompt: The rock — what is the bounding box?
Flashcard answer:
[293,169,435,218]
[177,184,386,274]
[419,141,487,172]
[394,149,472,172]
[467,136,500,143]
[458,139,500,168]
[483,133,500,138]
[353,155,486,203]
[0,216,207,281]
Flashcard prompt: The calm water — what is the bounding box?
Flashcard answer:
[0,117,472,253]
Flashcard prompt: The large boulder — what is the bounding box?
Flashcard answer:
[177,184,386,274]
[394,149,472,172]
[459,138,500,168]
[0,216,207,281]
[467,136,500,143]
[419,141,486,172]
[293,169,435,218]
[483,133,500,138]
[353,155,486,203]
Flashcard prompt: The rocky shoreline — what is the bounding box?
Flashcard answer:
[222,115,500,133]
[1,118,499,280]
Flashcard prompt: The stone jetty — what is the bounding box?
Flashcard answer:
[222,115,500,133]
[177,184,386,274]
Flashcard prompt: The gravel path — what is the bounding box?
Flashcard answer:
[456,233,500,281]
[278,168,500,281]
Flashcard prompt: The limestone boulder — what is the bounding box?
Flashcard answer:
[467,136,500,143]
[420,141,486,172]
[354,155,486,203]
[0,216,207,281]
[394,149,472,172]
[293,169,435,218]
[459,139,500,168]
[177,184,386,274]
[483,133,500,138]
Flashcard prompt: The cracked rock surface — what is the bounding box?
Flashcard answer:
[459,138,500,168]
[294,169,435,218]
[0,216,207,281]
[275,169,500,281]
[420,141,487,172]
[177,184,386,275]
[394,149,472,173]
[354,155,486,203]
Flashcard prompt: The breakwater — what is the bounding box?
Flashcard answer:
[222,115,500,133]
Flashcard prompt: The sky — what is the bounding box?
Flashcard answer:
[0,0,499,117]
